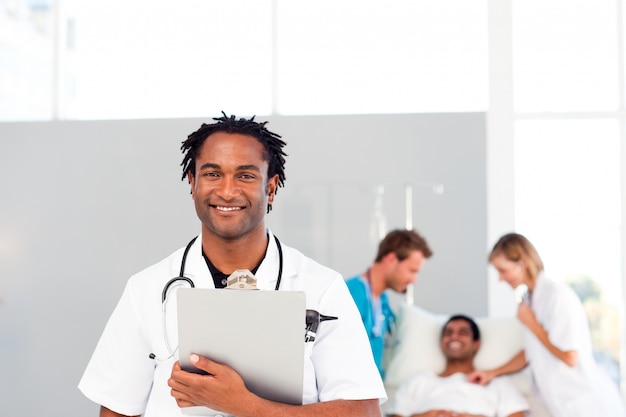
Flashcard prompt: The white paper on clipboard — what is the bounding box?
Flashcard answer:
[176,288,306,416]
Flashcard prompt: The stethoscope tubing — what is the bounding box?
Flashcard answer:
[161,236,199,303]
[153,234,284,360]
[163,234,283,300]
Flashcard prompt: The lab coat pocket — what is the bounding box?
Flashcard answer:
[302,342,318,404]
[560,390,597,417]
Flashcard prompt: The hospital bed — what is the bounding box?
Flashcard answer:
[381,303,553,417]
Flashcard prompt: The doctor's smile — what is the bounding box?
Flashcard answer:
[212,205,245,212]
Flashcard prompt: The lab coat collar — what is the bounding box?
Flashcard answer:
[531,271,548,304]
[179,228,289,290]
[254,228,284,290]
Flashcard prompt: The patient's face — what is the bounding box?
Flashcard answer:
[490,254,525,289]
[440,319,479,361]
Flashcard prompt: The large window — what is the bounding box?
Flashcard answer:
[512,0,619,112]
[0,0,488,121]
[0,0,55,120]
[512,0,624,386]
[275,1,488,115]
[514,120,622,383]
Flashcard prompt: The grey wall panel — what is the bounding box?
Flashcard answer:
[264,113,488,317]
[0,112,486,416]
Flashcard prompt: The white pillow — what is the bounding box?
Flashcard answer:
[384,303,525,389]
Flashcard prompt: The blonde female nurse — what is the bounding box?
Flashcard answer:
[468,233,625,417]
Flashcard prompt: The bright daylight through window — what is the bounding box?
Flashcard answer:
[512,0,624,388]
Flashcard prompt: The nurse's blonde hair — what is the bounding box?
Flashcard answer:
[489,233,544,284]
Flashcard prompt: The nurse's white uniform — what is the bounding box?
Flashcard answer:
[79,230,386,417]
[525,273,625,417]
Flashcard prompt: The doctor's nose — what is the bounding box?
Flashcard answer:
[215,177,242,198]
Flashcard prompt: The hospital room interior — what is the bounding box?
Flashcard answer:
[1,1,626,416]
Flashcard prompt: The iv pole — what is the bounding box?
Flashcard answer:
[402,181,444,304]
[404,183,415,305]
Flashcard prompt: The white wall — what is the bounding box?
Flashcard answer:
[0,113,487,416]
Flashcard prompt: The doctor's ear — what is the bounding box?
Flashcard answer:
[267,183,277,200]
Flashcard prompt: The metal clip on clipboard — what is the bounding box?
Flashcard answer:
[225,269,258,290]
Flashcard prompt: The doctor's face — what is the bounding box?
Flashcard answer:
[385,250,425,293]
[490,253,526,289]
[188,132,278,241]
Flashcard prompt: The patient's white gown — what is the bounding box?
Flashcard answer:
[525,273,625,417]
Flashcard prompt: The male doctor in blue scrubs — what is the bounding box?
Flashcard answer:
[346,229,432,377]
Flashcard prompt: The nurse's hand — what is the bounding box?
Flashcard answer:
[168,354,254,414]
[516,303,539,331]
[517,305,579,367]
[466,369,496,386]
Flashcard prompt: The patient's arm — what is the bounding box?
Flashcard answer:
[467,350,527,385]
[517,303,578,367]
[390,411,486,417]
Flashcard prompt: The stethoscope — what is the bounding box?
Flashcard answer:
[149,234,284,361]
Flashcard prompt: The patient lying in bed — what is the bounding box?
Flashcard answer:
[383,305,553,417]
[386,314,528,417]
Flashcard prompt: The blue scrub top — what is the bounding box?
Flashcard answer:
[346,275,395,377]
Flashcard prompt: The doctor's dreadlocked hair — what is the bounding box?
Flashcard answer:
[180,112,287,213]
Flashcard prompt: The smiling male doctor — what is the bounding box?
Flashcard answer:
[78,113,386,417]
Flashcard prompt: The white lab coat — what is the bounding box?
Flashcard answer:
[525,273,625,417]
[78,230,386,417]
